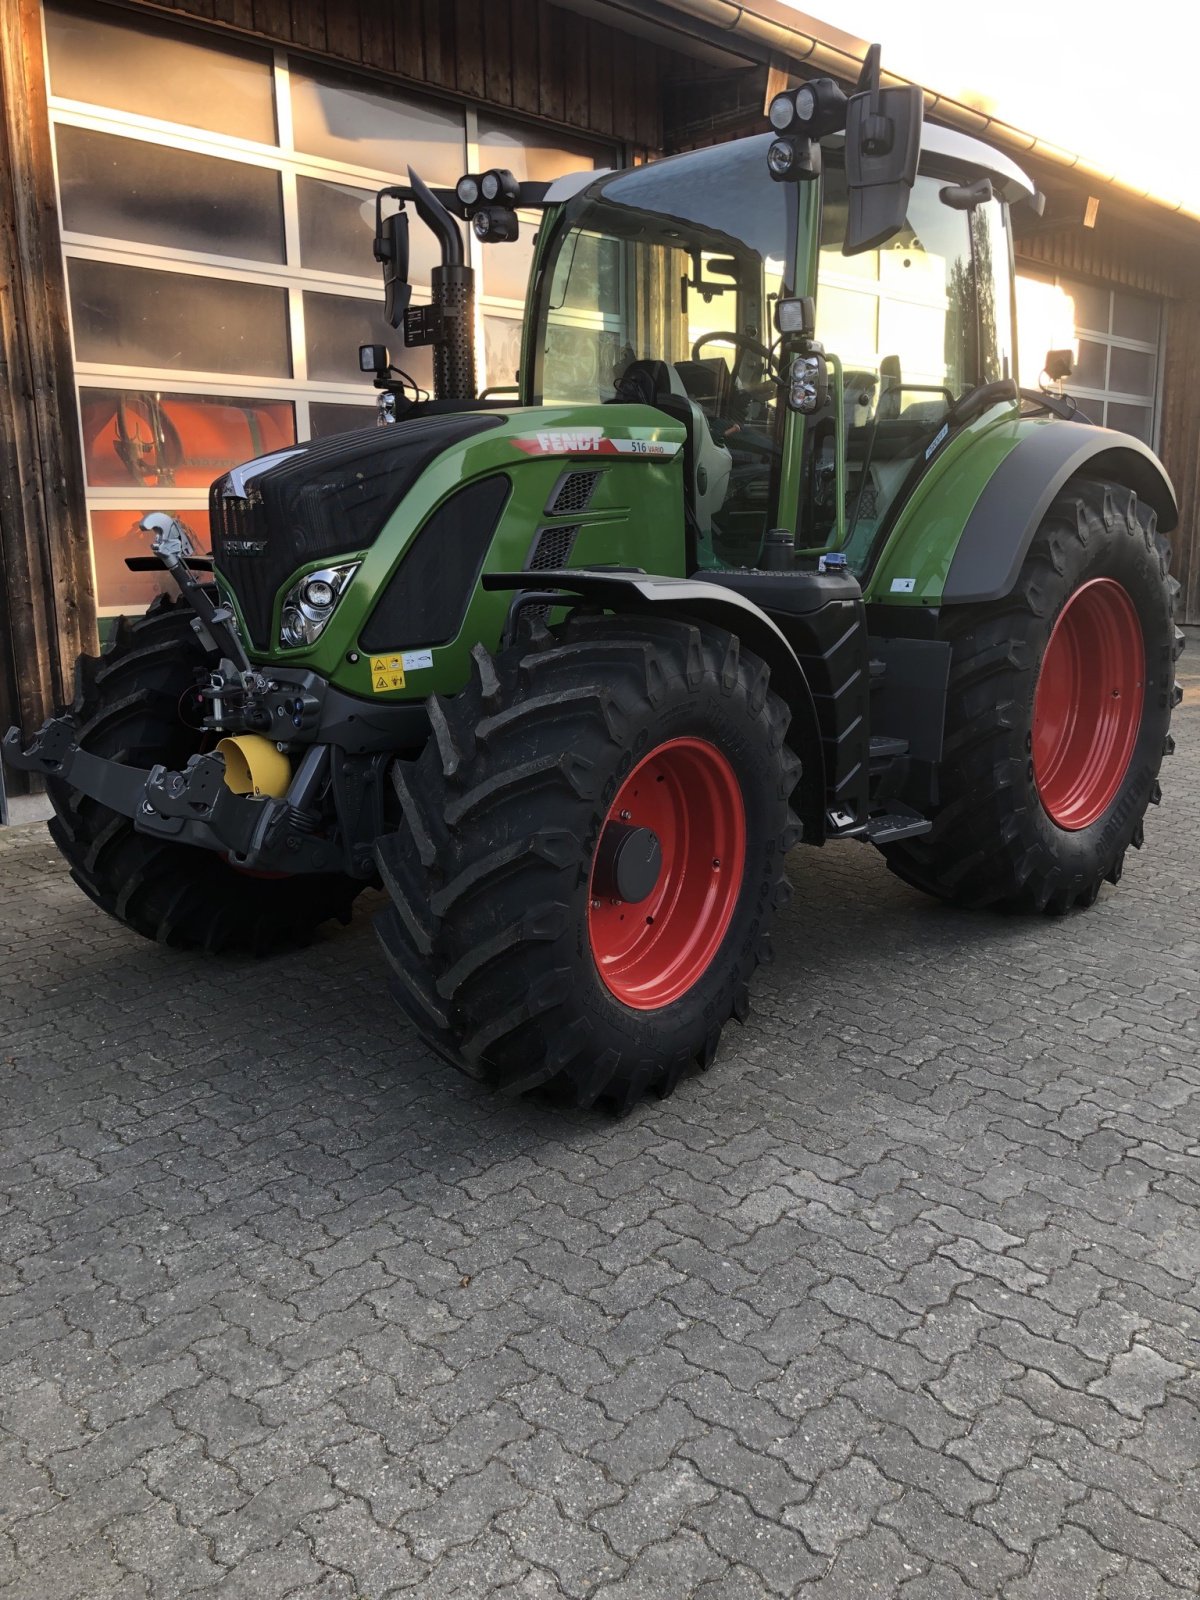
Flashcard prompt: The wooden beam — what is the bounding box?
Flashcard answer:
[0,0,96,773]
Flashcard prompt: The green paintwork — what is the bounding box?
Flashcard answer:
[864,406,1053,606]
[217,404,688,701]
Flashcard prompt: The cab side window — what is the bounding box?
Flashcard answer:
[814,164,996,568]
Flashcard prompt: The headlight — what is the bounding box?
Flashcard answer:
[279,562,358,649]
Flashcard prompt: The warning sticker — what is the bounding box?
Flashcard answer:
[370,654,406,692]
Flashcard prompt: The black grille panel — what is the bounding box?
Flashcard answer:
[526,524,580,570]
[210,413,503,647]
[546,469,603,515]
[359,475,512,652]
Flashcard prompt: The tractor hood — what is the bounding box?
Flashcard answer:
[209,413,504,648]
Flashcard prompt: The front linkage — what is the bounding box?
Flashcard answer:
[4,518,412,881]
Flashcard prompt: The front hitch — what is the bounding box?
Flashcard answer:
[2,721,343,875]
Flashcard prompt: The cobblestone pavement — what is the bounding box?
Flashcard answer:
[2,644,1198,1600]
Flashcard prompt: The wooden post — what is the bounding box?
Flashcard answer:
[0,0,96,786]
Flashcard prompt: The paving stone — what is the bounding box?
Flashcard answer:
[3,674,1199,1596]
[1000,1525,1122,1599]
[784,1455,902,1554]
[1087,1342,1187,1419]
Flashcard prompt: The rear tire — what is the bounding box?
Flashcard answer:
[374,612,801,1111]
[47,595,362,952]
[884,479,1183,911]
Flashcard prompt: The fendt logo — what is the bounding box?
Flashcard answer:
[517,428,606,454]
[512,431,681,459]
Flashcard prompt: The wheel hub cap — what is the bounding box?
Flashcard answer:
[1032,577,1144,831]
[587,736,747,1010]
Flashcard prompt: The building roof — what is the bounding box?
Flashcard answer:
[582,0,1200,223]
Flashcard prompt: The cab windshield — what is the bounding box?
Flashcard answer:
[530,136,798,568]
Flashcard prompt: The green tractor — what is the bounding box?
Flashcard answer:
[6,54,1183,1111]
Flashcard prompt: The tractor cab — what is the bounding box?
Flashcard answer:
[522,123,1035,577]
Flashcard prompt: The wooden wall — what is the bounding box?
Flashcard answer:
[1158,298,1200,625]
[135,0,675,152]
[0,0,96,775]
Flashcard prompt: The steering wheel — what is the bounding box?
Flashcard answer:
[691,331,779,393]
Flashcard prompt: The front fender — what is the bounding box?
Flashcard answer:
[483,568,829,842]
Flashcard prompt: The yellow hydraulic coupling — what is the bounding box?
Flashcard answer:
[216,734,291,798]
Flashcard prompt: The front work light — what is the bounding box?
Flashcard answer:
[279,562,359,650]
[473,207,519,243]
[455,174,481,207]
[767,135,821,183]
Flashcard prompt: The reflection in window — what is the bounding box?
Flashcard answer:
[289,63,464,180]
[90,507,211,611]
[816,166,989,567]
[297,178,439,285]
[44,3,275,144]
[309,402,379,437]
[303,290,432,389]
[1108,344,1155,397]
[1112,292,1159,344]
[80,390,295,487]
[69,259,291,377]
[56,126,285,263]
[477,115,609,308]
[483,317,522,391]
[1105,402,1152,442]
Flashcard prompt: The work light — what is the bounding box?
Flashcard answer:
[766,77,848,140]
[480,167,520,205]
[769,91,797,131]
[473,207,519,243]
[767,138,799,178]
[455,174,480,207]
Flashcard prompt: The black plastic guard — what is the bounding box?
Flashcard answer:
[482,568,830,842]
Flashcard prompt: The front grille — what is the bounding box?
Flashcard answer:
[210,413,504,647]
[546,469,603,515]
[526,524,580,571]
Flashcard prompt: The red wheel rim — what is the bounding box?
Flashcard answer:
[588,737,746,1010]
[1032,577,1144,830]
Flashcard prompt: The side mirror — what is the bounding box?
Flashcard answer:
[374,207,411,328]
[1044,348,1074,381]
[843,83,923,255]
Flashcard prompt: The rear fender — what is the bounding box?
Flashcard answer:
[942,423,1177,604]
[483,568,829,841]
[865,417,1177,608]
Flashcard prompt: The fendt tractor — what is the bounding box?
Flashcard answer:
[6,53,1184,1111]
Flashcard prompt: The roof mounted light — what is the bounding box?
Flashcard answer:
[766,77,849,140]
[769,91,798,132]
[473,206,519,243]
[767,135,822,184]
[480,167,520,205]
[455,173,481,207]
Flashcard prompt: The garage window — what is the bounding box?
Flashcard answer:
[43,1,615,615]
[1016,270,1162,445]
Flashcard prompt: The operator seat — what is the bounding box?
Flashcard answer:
[610,359,732,565]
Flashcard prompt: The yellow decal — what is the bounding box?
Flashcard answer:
[370,654,406,692]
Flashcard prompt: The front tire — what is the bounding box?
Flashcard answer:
[885,480,1183,911]
[47,595,362,952]
[374,613,801,1111]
